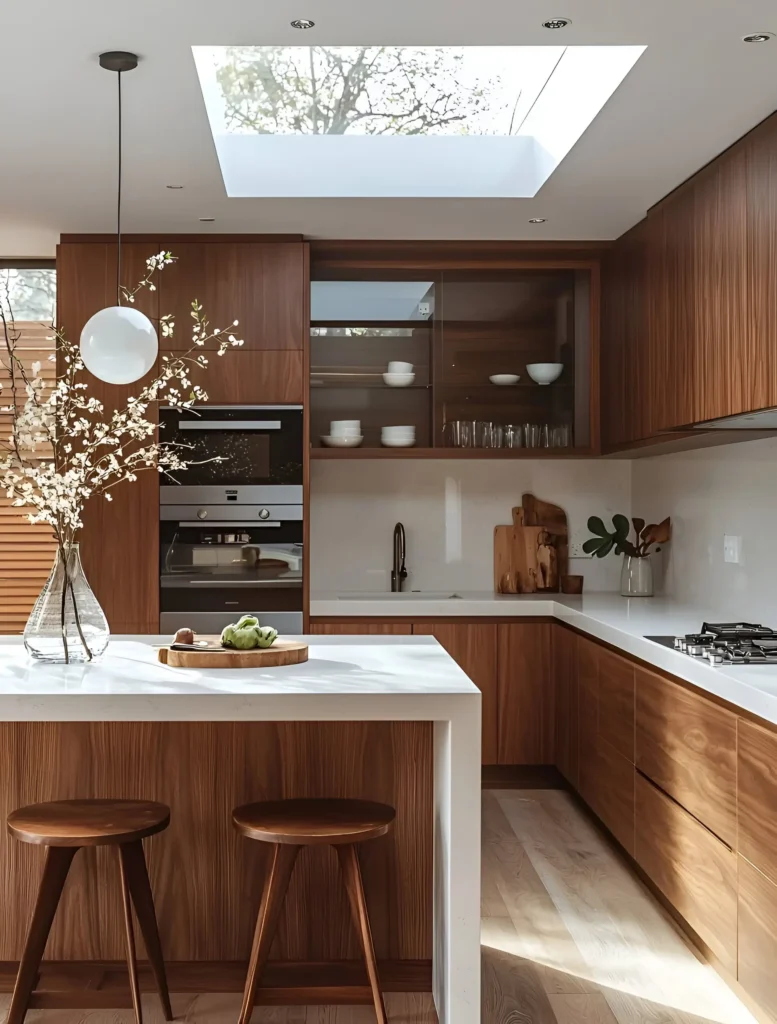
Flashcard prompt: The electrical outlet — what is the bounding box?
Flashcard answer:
[569,538,587,558]
[723,535,742,564]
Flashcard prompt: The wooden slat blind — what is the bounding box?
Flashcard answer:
[0,322,57,634]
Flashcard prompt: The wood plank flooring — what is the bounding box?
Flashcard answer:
[0,790,759,1024]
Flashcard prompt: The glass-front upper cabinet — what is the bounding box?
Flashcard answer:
[309,268,592,454]
[310,279,434,449]
[436,271,590,451]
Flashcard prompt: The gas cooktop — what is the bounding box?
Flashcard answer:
[646,622,777,666]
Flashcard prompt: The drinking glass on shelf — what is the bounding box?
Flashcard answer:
[539,424,551,448]
[551,424,571,448]
[475,421,491,447]
[490,424,505,448]
[504,424,523,448]
[523,423,540,448]
[444,421,471,448]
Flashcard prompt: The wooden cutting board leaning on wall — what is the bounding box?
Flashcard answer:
[494,494,569,594]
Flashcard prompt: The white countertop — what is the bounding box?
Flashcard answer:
[312,591,777,727]
[0,635,479,721]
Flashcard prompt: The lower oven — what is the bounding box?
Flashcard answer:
[159,504,303,635]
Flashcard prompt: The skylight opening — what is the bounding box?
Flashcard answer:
[193,44,646,198]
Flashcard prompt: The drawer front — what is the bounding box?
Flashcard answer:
[635,667,736,845]
[598,648,635,762]
[583,737,635,857]
[738,718,777,884]
[635,773,737,972]
[738,856,777,1020]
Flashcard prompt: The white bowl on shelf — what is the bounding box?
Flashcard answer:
[330,419,361,436]
[321,434,364,448]
[383,372,415,387]
[489,373,520,386]
[381,436,416,448]
[388,361,413,374]
[526,362,564,385]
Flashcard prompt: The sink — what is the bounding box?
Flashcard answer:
[338,592,463,600]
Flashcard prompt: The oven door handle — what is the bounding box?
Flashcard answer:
[177,521,282,528]
[177,421,281,431]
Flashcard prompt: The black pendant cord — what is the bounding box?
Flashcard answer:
[116,68,123,306]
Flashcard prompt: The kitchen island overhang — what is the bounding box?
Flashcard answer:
[0,635,481,1024]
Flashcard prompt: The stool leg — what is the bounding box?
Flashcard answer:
[119,841,173,1021]
[7,845,77,1024]
[336,843,388,1024]
[117,845,143,1024]
[238,843,299,1024]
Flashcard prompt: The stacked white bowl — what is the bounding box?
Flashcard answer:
[383,360,415,387]
[323,420,363,447]
[381,424,415,448]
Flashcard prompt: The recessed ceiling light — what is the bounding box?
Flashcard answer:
[199,217,215,222]
[166,184,184,190]
[291,18,315,29]
[743,32,773,42]
[529,217,547,224]
[542,17,570,29]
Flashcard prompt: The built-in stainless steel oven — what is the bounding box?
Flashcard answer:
[159,405,304,635]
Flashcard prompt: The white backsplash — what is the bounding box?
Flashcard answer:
[310,459,631,594]
[631,436,777,621]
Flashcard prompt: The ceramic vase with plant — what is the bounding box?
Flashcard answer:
[583,514,671,597]
[0,253,243,663]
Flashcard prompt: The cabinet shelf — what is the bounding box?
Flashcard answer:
[311,447,592,459]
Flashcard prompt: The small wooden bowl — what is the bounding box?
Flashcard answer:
[561,575,584,595]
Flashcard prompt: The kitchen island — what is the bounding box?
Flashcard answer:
[0,635,480,1024]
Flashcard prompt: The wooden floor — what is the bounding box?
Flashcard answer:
[1,789,760,1024]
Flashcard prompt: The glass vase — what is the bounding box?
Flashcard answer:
[23,544,110,663]
[620,555,654,598]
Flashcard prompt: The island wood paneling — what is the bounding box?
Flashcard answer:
[738,718,777,884]
[413,622,498,764]
[635,666,737,847]
[738,856,777,1021]
[56,241,160,635]
[635,772,737,973]
[497,623,554,765]
[0,721,431,963]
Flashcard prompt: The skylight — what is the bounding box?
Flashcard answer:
[193,44,645,198]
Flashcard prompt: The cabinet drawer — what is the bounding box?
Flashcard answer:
[598,647,634,762]
[582,737,635,857]
[739,856,777,1020]
[635,667,736,845]
[738,718,777,884]
[635,773,737,972]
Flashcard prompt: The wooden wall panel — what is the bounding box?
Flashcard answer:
[745,116,777,415]
[0,721,431,962]
[160,242,305,352]
[179,349,304,405]
[635,666,736,846]
[635,773,737,973]
[412,622,497,764]
[56,242,160,634]
[738,718,777,884]
[497,623,554,765]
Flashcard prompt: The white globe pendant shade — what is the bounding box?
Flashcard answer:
[80,305,158,385]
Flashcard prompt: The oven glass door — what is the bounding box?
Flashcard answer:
[159,406,303,487]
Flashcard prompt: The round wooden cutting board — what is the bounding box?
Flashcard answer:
[157,638,308,669]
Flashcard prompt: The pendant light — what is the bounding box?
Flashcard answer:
[80,51,158,386]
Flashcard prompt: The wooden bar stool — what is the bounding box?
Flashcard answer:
[233,797,396,1024]
[6,798,173,1024]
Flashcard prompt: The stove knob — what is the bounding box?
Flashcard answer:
[674,637,684,650]
[258,508,271,520]
[197,509,208,520]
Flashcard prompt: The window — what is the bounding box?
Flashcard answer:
[0,262,57,634]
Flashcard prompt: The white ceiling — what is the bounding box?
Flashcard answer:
[2,0,777,256]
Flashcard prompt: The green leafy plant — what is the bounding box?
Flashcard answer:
[583,515,671,559]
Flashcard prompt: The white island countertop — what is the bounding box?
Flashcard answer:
[312,591,777,728]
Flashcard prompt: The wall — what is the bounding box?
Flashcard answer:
[631,436,777,620]
[310,459,631,594]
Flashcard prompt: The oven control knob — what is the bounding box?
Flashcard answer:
[258,508,271,520]
[197,509,208,520]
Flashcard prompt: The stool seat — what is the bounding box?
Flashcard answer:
[232,797,395,846]
[7,799,170,847]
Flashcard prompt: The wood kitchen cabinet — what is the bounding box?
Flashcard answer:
[308,621,412,635]
[738,856,777,1021]
[57,240,160,634]
[738,718,777,885]
[497,622,554,765]
[553,624,578,787]
[601,111,777,448]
